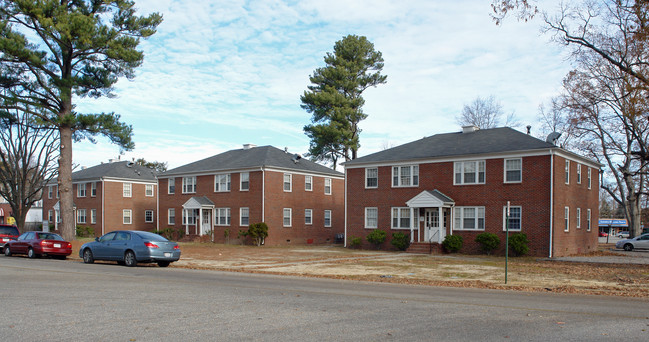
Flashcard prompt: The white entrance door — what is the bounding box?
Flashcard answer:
[201,209,212,235]
[425,209,445,243]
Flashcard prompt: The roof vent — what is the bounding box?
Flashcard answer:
[243,144,257,150]
[291,153,302,164]
[126,161,134,168]
[462,125,479,133]
[546,132,562,145]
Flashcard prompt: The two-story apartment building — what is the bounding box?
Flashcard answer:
[158,145,344,245]
[344,126,600,257]
[42,160,158,236]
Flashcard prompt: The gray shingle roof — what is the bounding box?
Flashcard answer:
[161,145,342,177]
[345,127,556,166]
[69,161,157,182]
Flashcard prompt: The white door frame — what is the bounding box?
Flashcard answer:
[201,208,212,235]
[424,208,445,244]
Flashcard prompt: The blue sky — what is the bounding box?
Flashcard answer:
[74,0,568,170]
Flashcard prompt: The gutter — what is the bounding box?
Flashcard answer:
[344,167,347,247]
[262,167,265,222]
[101,178,105,236]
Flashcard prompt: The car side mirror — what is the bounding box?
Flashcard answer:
[95,237,99,242]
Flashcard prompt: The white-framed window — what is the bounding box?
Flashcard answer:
[366,168,378,188]
[123,209,132,225]
[503,206,521,231]
[588,168,592,189]
[365,207,378,228]
[183,209,197,225]
[215,208,231,226]
[214,174,231,192]
[77,209,87,224]
[324,210,332,227]
[454,161,485,185]
[454,207,485,231]
[123,183,132,197]
[145,184,154,197]
[168,178,175,194]
[77,183,86,197]
[587,209,591,231]
[48,210,53,222]
[305,176,312,191]
[182,176,196,193]
[48,185,53,199]
[168,208,175,225]
[240,172,249,191]
[324,178,332,195]
[391,207,413,229]
[577,164,582,184]
[240,207,249,226]
[91,182,97,197]
[576,208,581,229]
[565,160,570,184]
[504,158,522,183]
[145,210,154,223]
[283,208,292,227]
[91,209,97,224]
[305,209,313,225]
[55,209,61,223]
[392,165,419,187]
[283,173,292,192]
[564,207,569,232]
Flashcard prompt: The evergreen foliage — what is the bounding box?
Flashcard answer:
[390,232,410,251]
[475,232,500,255]
[442,235,463,253]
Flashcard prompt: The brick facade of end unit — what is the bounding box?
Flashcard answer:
[157,145,344,245]
[344,126,599,257]
[42,161,158,237]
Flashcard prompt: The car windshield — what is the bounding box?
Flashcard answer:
[135,231,169,242]
[0,226,19,235]
[36,233,64,241]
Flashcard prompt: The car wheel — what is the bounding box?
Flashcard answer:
[624,243,634,251]
[157,261,170,267]
[124,250,137,267]
[4,246,11,257]
[28,248,37,259]
[82,249,94,264]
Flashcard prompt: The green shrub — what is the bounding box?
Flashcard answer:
[366,229,387,248]
[247,222,268,246]
[349,236,362,248]
[75,225,93,237]
[509,233,530,256]
[154,227,185,241]
[390,232,410,251]
[475,232,500,255]
[224,228,231,244]
[442,235,463,253]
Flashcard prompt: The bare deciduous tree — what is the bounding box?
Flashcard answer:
[456,95,519,129]
[0,108,58,231]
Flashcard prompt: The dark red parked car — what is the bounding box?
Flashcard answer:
[0,224,20,251]
[4,231,72,259]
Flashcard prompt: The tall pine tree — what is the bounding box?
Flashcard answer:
[0,0,162,240]
[301,35,387,168]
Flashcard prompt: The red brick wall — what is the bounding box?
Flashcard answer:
[158,170,344,245]
[551,155,599,256]
[346,154,599,257]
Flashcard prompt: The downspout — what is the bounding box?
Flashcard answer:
[549,151,554,258]
[101,179,105,235]
[156,182,159,232]
[262,167,265,222]
[344,167,347,247]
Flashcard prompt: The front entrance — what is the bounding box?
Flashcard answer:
[424,209,445,243]
[201,210,212,235]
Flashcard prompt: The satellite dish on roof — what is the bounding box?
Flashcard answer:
[291,153,302,164]
[546,132,562,145]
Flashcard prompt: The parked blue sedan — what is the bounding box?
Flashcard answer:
[80,230,181,267]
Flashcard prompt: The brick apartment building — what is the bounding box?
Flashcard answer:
[42,160,158,236]
[157,145,344,245]
[343,126,600,257]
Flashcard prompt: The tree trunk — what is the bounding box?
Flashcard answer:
[59,125,75,241]
[623,175,643,238]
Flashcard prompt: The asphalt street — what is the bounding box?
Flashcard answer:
[0,256,647,341]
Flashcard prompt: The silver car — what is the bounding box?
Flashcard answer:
[79,230,181,267]
[615,234,649,251]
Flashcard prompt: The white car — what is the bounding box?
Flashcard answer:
[617,231,629,238]
[615,234,649,251]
